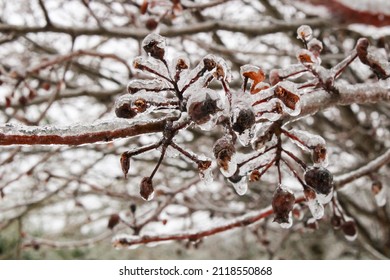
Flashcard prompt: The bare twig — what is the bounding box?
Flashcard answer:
[113,197,306,248]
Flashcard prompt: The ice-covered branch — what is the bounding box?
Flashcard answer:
[1,82,388,146]
[335,149,390,188]
[0,117,170,146]
[287,80,390,123]
[114,197,306,248]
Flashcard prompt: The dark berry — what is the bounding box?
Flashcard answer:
[188,94,220,125]
[331,215,342,230]
[129,204,137,214]
[140,177,154,201]
[342,220,357,238]
[143,40,165,60]
[272,187,295,224]
[231,108,255,134]
[304,167,333,195]
[213,137,235,171]
[18,95,28,106]
[115,102,137,119]
[120,152,130,178]
[107,213,120,230]
[145,18,158,30]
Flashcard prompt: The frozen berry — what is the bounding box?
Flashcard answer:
[274,85,299,110]
[342,220,357,240]
[304,167,333,195]
[134,98,148,113]
[120,152,130,178]
[213,137,235,171]
[312,144,327,165]
[115,102,137,119]
[143,39,165,60]
[203,57,217,71]
[107,214,120,230]
[231,108,255,134]
[145,18,158,30]
[140,177,154,201]
[272,187,295,224]
[188,93,220,125]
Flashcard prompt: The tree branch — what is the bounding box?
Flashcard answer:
[114,197,306,248]
[0,18,330,39]
[1,82,388,146]
[0,117,170,146]
[335,149,390,188]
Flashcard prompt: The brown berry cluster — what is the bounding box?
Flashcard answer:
[114,25,382,237]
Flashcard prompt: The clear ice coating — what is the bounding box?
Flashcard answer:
[185,88,223,131]
[278,212,293,229]
[308,38,323,54]
[316,190,333,204]
[344,232,358,242]
[297,49,320,65]
[127,79,170,94]
[254,98,283,121]
[239,149,275,174]
[141,189,155,201]
[374,187,387,207]
[197,155,214,185]
[273,64,307,80]
[216,56,232,82]
[178,54,218,91]
[199,165,214,185]
[133,56,169,78]
[142,33,166,52]
[287,128,326,151]
[307,198,324,220]
[219,154,238,178]
[237,128,253,147]
[297,25,313,41]
[251,122,274,150]
[240,64,262,77]
[112,234,141,249]
[229,175,248,196]
[367,47,390,77]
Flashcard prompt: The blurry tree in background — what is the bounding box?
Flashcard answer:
[0,0,390,259]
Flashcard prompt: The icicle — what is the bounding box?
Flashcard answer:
[228,174,248,196]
